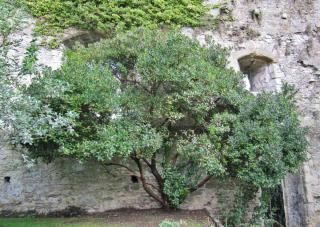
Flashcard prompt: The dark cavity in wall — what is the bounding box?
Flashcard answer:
[4,176,10,183]
[131,175,138,183]
[268,185,286,227]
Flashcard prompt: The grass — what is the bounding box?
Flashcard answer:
[0,218,208,227]
[0,218,122,227]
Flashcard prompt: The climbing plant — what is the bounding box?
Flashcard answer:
[3,30,308,213]
[22,0,208,34]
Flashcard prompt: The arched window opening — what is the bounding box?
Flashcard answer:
[238,54,275,92]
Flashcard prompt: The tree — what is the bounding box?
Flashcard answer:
[3,29,308,210]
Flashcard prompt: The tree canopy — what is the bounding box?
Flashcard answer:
[3,29,307,212]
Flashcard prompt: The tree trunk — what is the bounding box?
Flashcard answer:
[105,156,211,210]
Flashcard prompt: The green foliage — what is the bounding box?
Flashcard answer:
[162,165,190,208]
[23,0,208,34]
[3,29,308,213]
[250,186,286,227]
[47,38,60,49]
[224,84,308,189]
[223,185,258,226]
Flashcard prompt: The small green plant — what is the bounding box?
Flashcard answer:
[22,40,39,74]
[209,2,234,29]
[250,9,262,24]
[159,220,205,227]
[159,220,180,227]
[47,38,60,49]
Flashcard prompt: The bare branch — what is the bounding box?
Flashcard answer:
[189,175,212,192]
[104,162,137,175]
[142,158,152,168]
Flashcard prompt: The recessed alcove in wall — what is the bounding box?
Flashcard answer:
[238,54,275,92]
[62,31,106,48]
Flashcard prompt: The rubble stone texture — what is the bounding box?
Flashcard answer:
[0,0,319,226]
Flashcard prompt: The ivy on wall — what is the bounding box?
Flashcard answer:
[23,0,208,34]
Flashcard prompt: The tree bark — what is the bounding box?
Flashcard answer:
[132,157,168,208]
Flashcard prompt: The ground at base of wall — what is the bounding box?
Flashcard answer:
[0,209,214,227]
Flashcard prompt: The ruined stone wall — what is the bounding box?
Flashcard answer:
[202,1,320,226]
[1,0,320,226]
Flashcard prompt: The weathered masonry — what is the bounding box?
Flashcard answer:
[1,0,320,226]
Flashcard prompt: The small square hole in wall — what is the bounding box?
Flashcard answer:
[4,176,10,183]
[131,175,138,183]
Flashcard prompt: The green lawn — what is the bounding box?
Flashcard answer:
[0,218,123,227]
[0,218,207,227]
[0,209,211,227]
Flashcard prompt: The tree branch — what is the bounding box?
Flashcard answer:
[150,154,164,187]
[189,175,212,192]
[142,158,152,168]
[145,182,162,193]
[142,155,164,187]
[104,162,137,175]
[132,157,165,206]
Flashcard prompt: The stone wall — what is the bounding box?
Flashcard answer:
[1,0,320,226]
[0,137,238,217]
